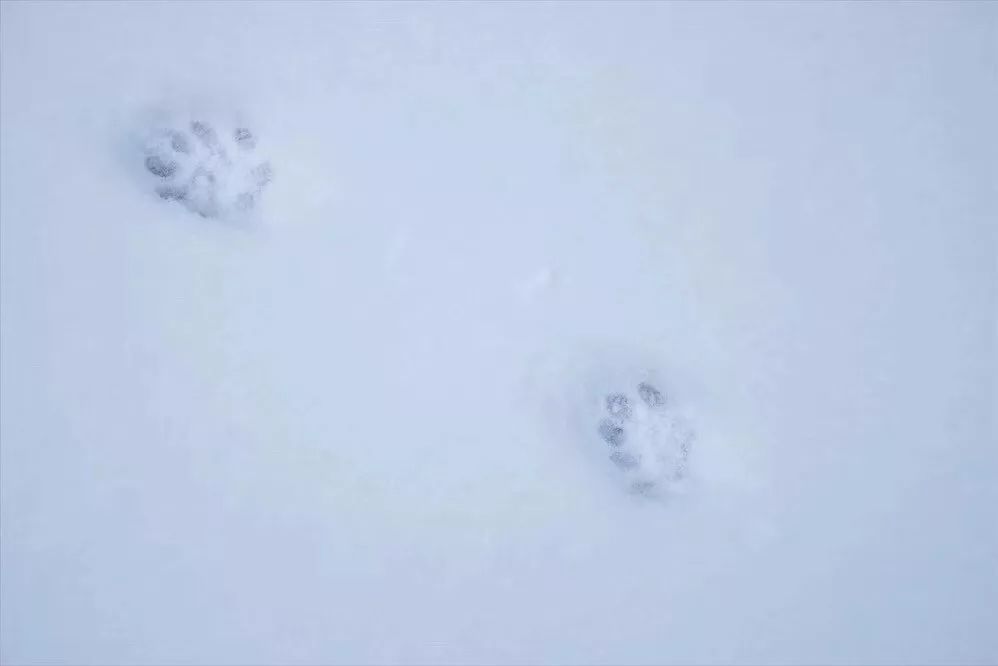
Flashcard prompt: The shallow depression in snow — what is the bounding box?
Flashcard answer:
[138,108,272,219]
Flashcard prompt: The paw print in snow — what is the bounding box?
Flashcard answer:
[143,117,272,218]
[596,381,693,497]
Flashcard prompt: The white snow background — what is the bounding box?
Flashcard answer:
[1,2,996,664]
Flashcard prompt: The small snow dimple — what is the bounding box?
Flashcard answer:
[145,155,177,178]
[638,382,665,408]
[170,131,191,154]
[251,162,273,186]
[606,394,631,419]
[610,450,639,470]
[190,120,219,149]
[234,127,256,149]
[598,419,626,447]
[156,185,187,201]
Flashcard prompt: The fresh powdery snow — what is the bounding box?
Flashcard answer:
[2,2,996,665]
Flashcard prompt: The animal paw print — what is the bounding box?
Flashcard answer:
[597,381,693,496]
[143,117,272,218]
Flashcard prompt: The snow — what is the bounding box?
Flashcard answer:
[135,108,273,219]
[1,2,996,664]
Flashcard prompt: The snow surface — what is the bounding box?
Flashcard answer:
[1,2,996,664]
[137,109,273,219]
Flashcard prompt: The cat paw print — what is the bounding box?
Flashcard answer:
[596,381,693,497]
[143,117,272,218]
